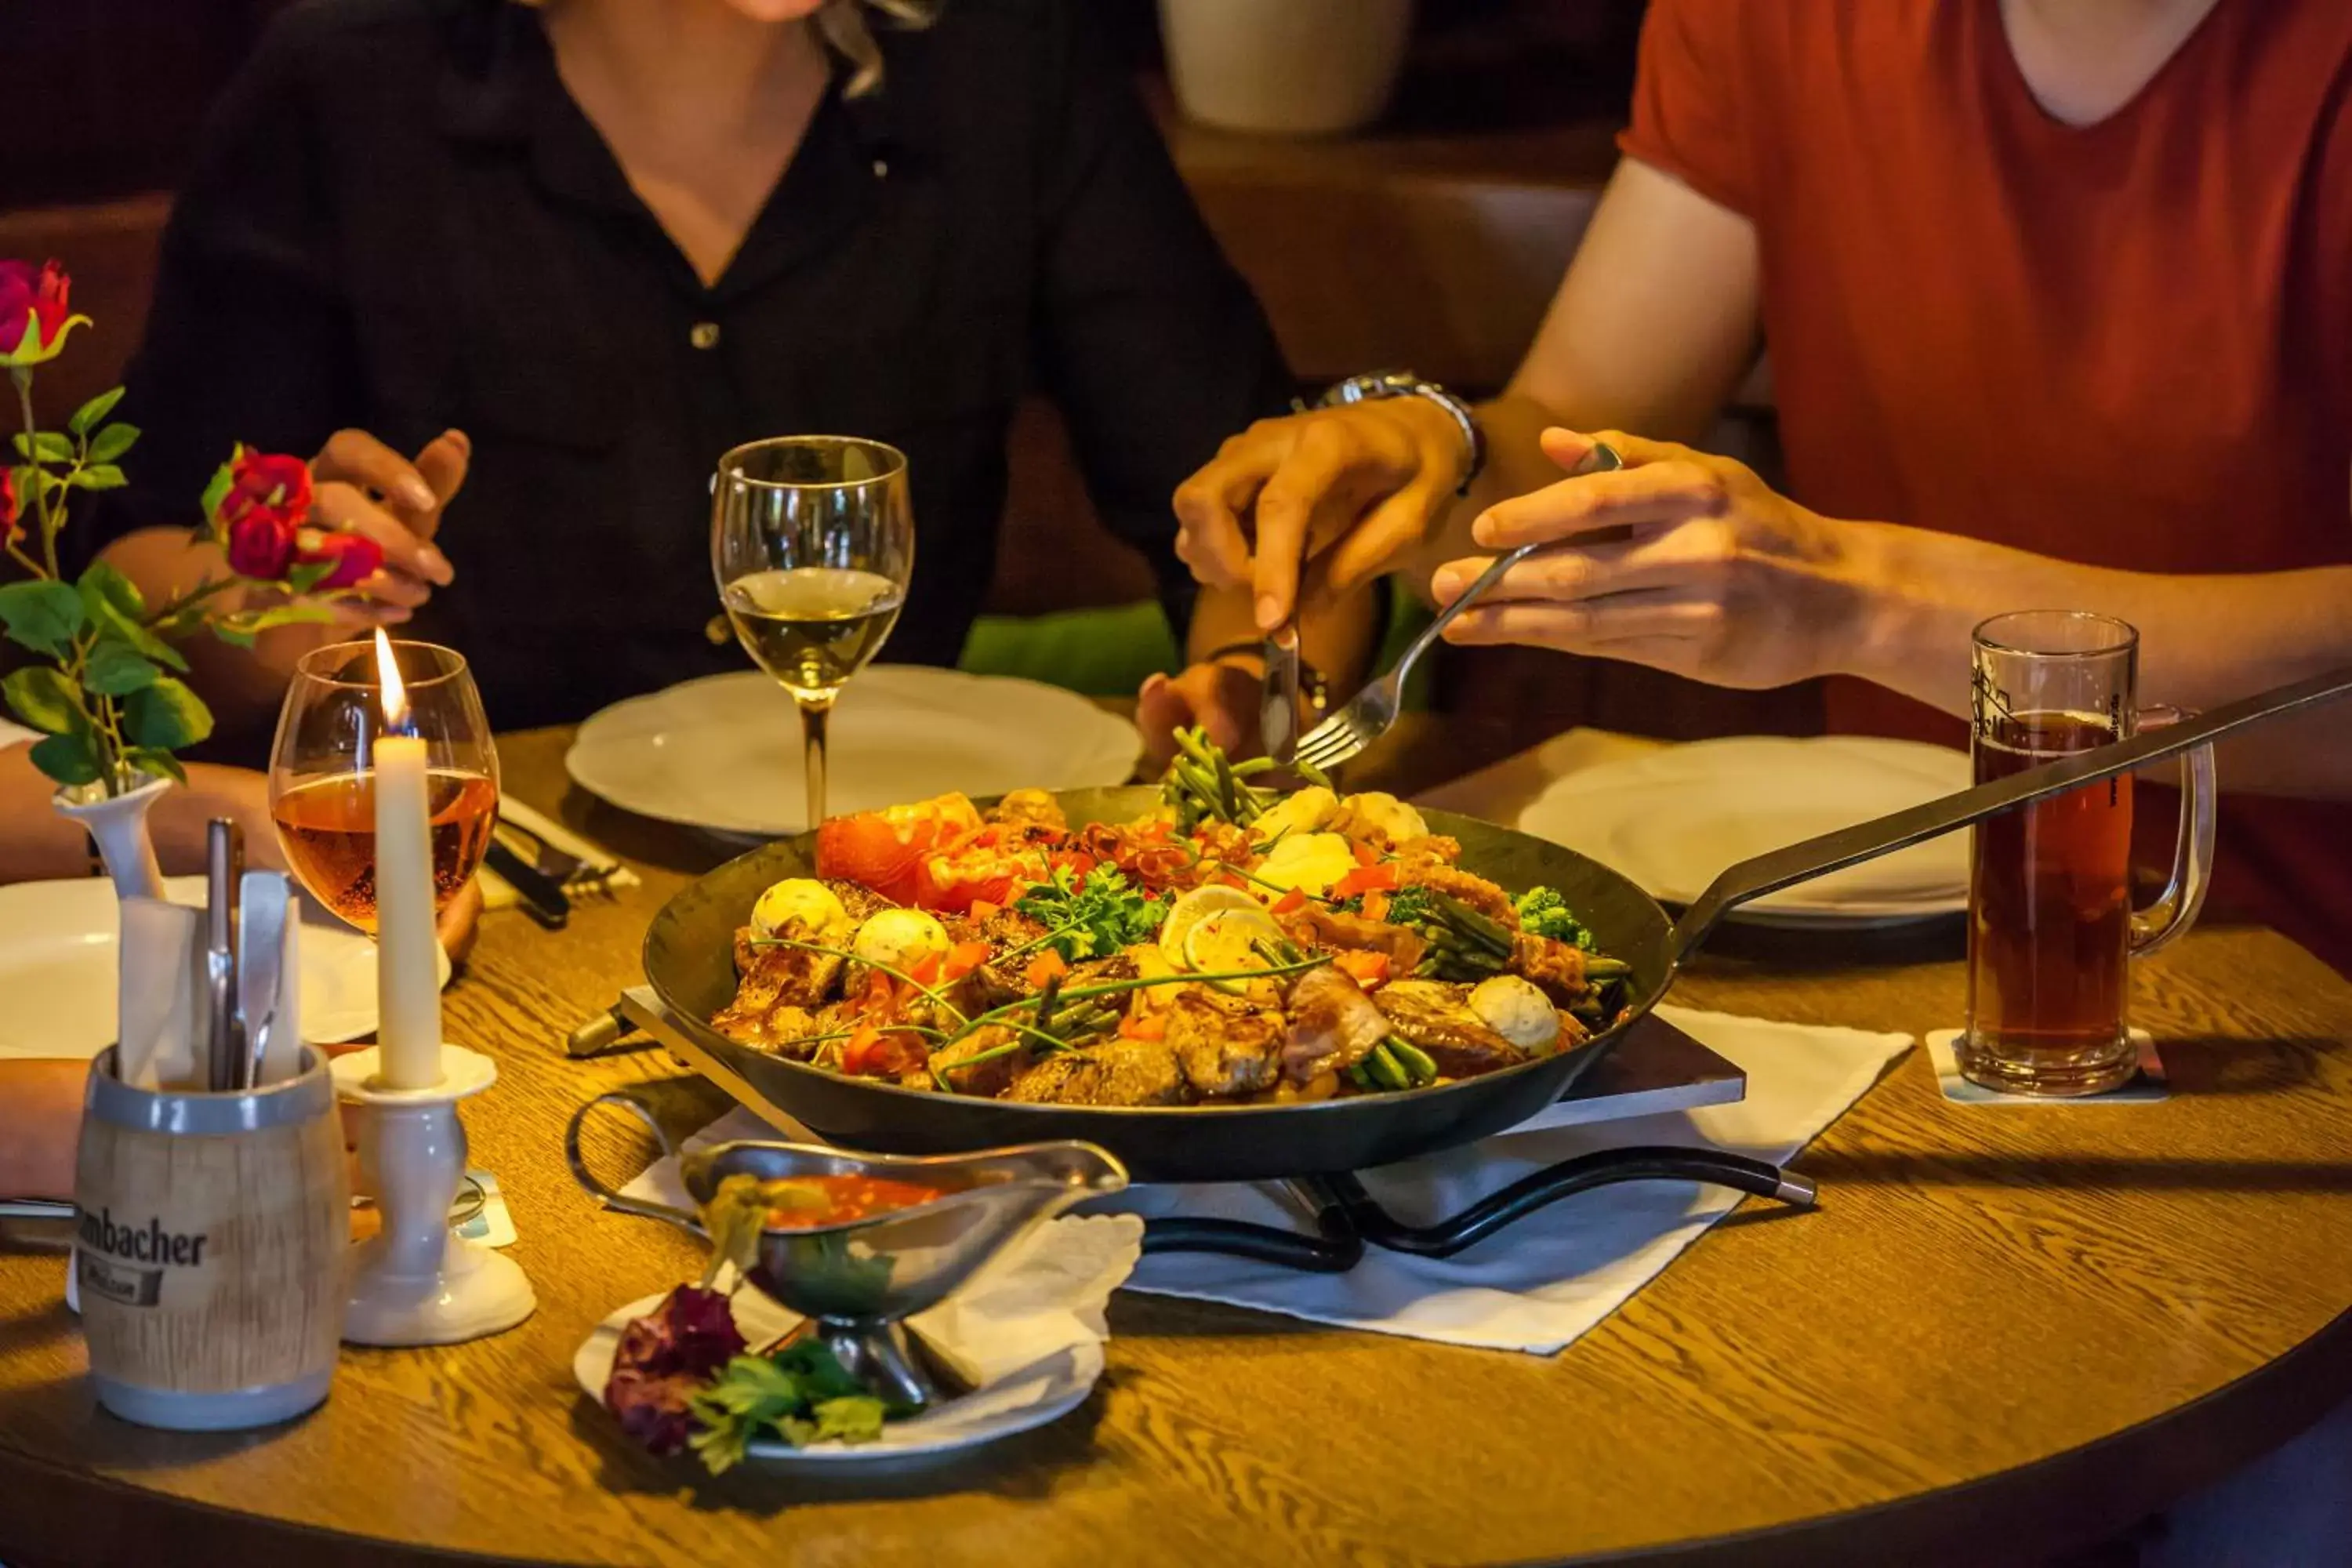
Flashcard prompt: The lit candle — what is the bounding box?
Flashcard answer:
[373,629,443,1089]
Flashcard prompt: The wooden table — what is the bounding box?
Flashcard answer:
[7,720,2352,1568]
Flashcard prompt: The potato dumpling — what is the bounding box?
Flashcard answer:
[851,908,952,974]
[751,878,852,943]
[1249,785,1338,844]
[1340,790,1428,846]
[1254,832,1359,898]
[1469,975,1561,1051]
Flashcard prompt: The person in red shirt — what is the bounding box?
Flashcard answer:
[1171,0,2352,973]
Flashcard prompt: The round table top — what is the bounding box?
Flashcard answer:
[6,719,2352,1568]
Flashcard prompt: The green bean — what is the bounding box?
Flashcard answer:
[1385,1036,1439,1086]
[1363,1042,1409,1092]
[1583,956,1633,979]
[1294,757,1334,791]
[1232,757,1278,777]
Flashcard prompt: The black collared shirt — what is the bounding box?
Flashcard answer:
[101,0,1287,729]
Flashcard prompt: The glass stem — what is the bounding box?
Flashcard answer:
[797,695,836,827]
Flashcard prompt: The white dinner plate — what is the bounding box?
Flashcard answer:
[1516,736,1973,924]
[0,875,448,1058]
[564,666,1144,838]
[573,1287,1101,1466]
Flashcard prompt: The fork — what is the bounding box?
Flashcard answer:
[1292,441,1623,775]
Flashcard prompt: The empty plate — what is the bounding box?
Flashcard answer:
[564,666,1143,839]
[1517,736,1972,924]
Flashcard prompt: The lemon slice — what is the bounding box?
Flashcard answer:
[1157,884,1269,966]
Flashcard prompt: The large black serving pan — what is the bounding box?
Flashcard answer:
[639,666,2352,1185]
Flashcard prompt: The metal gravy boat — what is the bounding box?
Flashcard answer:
[565,1091,1127,1409]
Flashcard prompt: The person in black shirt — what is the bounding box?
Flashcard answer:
[93,0,1372,743]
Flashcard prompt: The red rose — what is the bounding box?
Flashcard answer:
[292,528,383,590]
[0,468,16,546]
[0,260,90,366]
[225,510,297,579]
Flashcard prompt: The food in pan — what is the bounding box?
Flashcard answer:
[709,729,1634,1105]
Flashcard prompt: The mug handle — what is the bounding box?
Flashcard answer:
[2129,705,2217,960]
[563,1090,709,1238]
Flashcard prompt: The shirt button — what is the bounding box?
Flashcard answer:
[872,158,891,180]
[689,321,721,350]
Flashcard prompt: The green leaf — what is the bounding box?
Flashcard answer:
[122,677,212,751]
[67,387,124,437]
[69,463,127,491]
[0,579,87,658]
[85,423,139,464]
[124,746,187,786]
[2,666,85,735]
[198,461,234,530]
[285,560,335,597]
[209,602,333,649]
[11,431,72,464]
[28,729,102,788]
[76,559,145,620]
[806,1396,887,1444]
[84,641,162,696]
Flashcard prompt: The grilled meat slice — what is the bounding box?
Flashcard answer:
[1004,1037,1189,1106]
[1163,988,1285,1098]
[988,788,1067,830]
[979,906,1051,949]
[1282,903,1428,973]
[1510,931,1593,1007]
[824,879,898,922]
[1395,861,1518,927]
[721,924,845,1016]
[1374,979,1527,1079]
[1280,965,1392,1083]
[929,1025,1029,1098]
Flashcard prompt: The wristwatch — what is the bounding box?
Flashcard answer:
[1300,369,1486,495]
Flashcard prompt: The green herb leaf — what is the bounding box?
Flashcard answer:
[198,460,235,532]
[28,729,102,788]
[123,677,212,751]
[0,579,87,659]
[125,746,188,786]
[83,641,162,696]
[76,559,145,620]
[2,666,84,735]
[69,463,127,492]
[12,431,72,464]
[1013,863,1167,964]
[78,564,188,673]
[285,559,336,596]
[807,1396,887,1443]
[67,387,124,436]
[85,423,140,464]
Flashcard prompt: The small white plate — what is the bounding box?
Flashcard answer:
[1518,736,1973,923]
[0,875,448,1058]
[565,666,1143,839]
[572,1287,1101,1465]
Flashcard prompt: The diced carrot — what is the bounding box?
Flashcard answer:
[842,1025,885,1075]
[1361,889,1391,923]
[1270,887,1308,916]
[969,900,1000,922]
[1352,840,1381,867]
[1120,1011,1167,1042]
[909,951,944,985]
[944,940,993,982]
[1025,950,1069,989]
[1334,949,1391,989]
[1331,862,1399,901]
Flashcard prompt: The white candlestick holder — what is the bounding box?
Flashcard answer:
[330,1044,535,1346]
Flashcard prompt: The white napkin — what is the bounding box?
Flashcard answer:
[633,1007,1908,1356]
[1117,1006,1909,1353]
[615,1145,1142,1388]
[235,870,304,1086]
[114,896,200,1090]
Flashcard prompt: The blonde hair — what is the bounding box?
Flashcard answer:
[519,1,940,99]
[818,0,940,98]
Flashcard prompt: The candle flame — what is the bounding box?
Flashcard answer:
[375,626,409,732]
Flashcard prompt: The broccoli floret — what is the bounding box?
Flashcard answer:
[1513,886,1595,950]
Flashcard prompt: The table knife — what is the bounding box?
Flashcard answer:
[204,819,243,1093]
[487,839,571,930]
[1261,623,1302,767]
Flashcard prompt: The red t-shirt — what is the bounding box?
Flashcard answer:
[1620,0,2352,972]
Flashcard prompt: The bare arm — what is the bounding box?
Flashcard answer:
[0,1060,84,1200]
[0,746,285,884]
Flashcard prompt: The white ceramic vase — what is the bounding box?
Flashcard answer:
[53,773,170,902]
[1160,0,1416,137]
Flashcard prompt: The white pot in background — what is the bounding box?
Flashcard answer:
[1160,0,1415,137]
[53,773,169,902]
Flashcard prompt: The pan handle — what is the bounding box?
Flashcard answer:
[564,1090,709,1238]
[1665,662,2352,965]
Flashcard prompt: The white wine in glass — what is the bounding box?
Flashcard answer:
[711,437,914,827]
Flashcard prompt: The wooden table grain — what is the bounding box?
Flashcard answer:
[6,720,2352,1568]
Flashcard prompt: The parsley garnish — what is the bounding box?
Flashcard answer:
[1013,864,1168,963]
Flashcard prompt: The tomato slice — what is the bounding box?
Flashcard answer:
[1333,949,1391,989]
[943,940,994,982]
[1269,887,1308,916]
[1330,862,1399,901]
[1120,1011,1167,1042]
[1025,950,1069,990]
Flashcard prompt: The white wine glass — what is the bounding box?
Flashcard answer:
[711,435,914,829]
